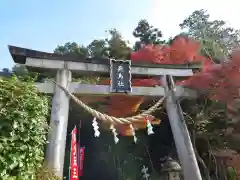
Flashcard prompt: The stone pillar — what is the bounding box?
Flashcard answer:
[45,69,72,178]
[162,75,202,180]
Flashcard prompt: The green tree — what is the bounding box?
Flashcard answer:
[180,9,240,59]
[133,19,164,49]
[87,39,108,57]
[54,29,131,60]
[12,64,28,76]
[106,29,131,59]
[2,68,11,73]
[54,42,89,57]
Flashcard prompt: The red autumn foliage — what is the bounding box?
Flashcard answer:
[186,52,240,102]
[130,36,212,65]
[96,36,240,135]
[131,36,240,102]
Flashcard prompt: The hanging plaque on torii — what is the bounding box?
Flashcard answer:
[110,59,132,93]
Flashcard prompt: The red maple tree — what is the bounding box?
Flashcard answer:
[96,36,240,135]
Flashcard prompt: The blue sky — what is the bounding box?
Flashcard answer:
[1,0,240,69]
[0,0,154,69]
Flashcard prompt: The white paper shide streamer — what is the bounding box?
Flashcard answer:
[110,124,119,144]
[92,117,100,137]
[141,165,150,180]
[146,120,154,135]
[130,124,137,143]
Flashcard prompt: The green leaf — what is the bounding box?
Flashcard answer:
[0,77,50,178]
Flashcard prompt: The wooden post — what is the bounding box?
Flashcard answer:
[162,75,202,180]
[45,69,72,177]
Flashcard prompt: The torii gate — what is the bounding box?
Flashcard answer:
[9,45,202,180]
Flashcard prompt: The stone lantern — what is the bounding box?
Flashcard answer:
[159,157,182,180]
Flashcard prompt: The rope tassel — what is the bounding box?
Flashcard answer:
[146,120,154,135]
[130,124,137,143]
[92,117,100,137]
[110,124,119,144]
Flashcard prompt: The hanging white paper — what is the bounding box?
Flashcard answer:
[92,117,100,137]
[110,124,119,144]
[141,165,150,180]
[146,120,154,135]
[130,124,137,143]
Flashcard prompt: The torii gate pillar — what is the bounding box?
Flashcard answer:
[45,68,72,178]
[163,75,202,180]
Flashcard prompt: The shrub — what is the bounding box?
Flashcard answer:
[227,167,237,180]
[0,76,49,179]
[35,165,61,180]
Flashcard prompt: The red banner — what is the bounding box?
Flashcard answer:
[70,127,79,180]
[79,147,85,176]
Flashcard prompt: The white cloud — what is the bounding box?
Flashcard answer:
[148,0,240,39]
